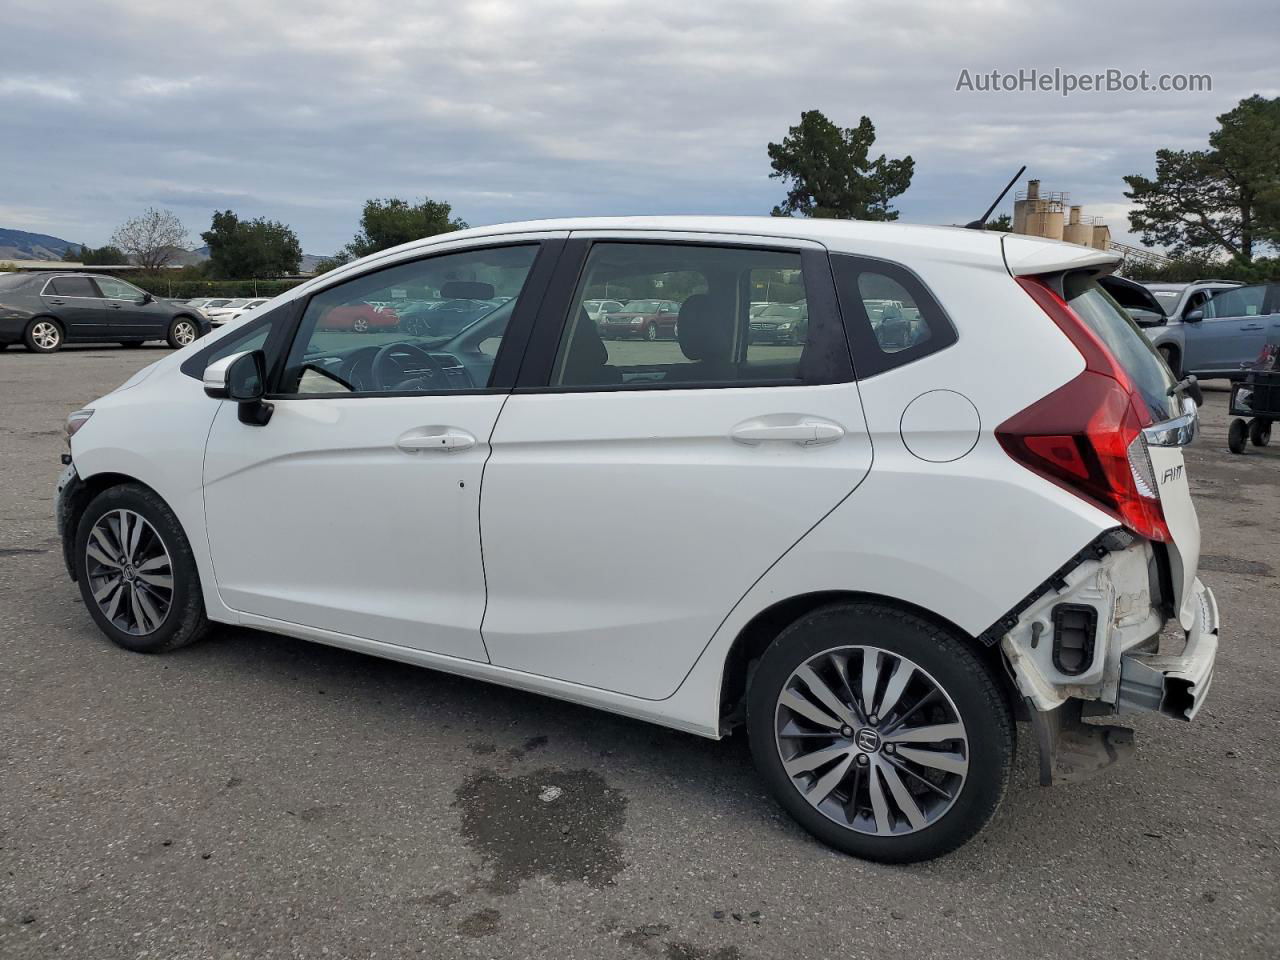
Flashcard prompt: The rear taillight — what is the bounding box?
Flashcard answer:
[996,276,1172,543]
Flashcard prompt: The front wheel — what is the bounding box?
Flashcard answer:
[25,318,63,353]
[75,484,210,653]
[645,324,657,342]
[746,602,1014,863]
[167,317,198,349]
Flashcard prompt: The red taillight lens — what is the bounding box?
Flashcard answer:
[997,277,1172,543]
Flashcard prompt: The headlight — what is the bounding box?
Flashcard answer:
[778,322,792,330]
[631,318,643,324]
[66,408,94,447]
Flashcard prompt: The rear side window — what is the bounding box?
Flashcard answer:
[831,254,956,377]
[550,242,851,389]
[48,276,100,298]
[1062,272,1179,421]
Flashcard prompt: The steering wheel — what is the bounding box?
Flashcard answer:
[371,342,452,391]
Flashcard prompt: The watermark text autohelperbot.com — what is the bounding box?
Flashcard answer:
[955,68,1211,96]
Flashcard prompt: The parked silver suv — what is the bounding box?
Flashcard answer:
[1137,280,1273,377]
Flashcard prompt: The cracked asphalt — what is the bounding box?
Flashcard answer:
[1,345,1277,959]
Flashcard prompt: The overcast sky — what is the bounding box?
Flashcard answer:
[2,0,1276,255]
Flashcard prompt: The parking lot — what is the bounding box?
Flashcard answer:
[1,344,1277,960]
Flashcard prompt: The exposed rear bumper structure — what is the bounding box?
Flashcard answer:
[1118,577,1219,721]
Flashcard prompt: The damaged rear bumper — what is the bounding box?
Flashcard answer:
[1001,541,1221,785]
[1118,577,1218,721]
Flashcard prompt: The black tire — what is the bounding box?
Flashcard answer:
[1228,418,1248,454]
[746,602,1014,863]
[1157,344,1180,376]
[166,317,199,350]
[1249,418,1271,448]
[24,318,63,353]
[75,483,210,654]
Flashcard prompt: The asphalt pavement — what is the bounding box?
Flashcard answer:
[1,344,1277,959]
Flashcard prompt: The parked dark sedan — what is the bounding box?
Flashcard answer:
[599,299,680,341]
[0,272,210,353]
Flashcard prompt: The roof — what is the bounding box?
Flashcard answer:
[288,216,1128,302]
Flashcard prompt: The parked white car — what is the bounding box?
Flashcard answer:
[55,217,1218,862]
[204,297,271,327]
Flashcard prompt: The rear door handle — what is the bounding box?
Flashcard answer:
[395,426,477,453]
[731,415,845,446]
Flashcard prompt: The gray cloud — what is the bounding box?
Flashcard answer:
[1,0,1276,252]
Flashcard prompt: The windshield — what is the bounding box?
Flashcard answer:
[1064,273,1180,421]
[1152,291,1181,302]
[758,302,802,318]
[621,300,661,313]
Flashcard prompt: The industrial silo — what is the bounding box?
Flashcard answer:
[1091,223,1112,250]
[1063,206,1093,246]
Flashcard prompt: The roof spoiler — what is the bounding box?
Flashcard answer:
[1002,234,1122,277]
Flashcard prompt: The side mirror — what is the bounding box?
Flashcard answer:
[203,350,274,425]
[1184,308,1204,322]
[141,292,154,304]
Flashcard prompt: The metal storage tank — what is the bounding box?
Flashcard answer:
[1012,179,1039,234]
[1091,223,1112,250]
[1063,206,1093,246]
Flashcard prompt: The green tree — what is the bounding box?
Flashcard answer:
[1123,95,1280,263]
[345,197,467,259]
[201,210,303,279]
[79,243,130,265]
[310,255,349,276]
[985,213,1013,232]
[767,110,914,220]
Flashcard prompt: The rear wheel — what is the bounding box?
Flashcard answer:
[746,602,1013,863]
[1228,418,1248,454]
[75,484,210,654]
[353,317,369,333]
[25,318,63,353]
[1249,418,1271,447]
[167,317,198,349]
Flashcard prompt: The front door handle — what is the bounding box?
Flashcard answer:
[731,415,846,446]
[395,426,477,453]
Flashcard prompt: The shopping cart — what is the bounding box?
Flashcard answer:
[1227,337,1280,454]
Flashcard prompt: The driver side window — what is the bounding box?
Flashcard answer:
[280,244,539,396]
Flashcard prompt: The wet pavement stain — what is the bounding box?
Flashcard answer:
[420,889,461,909]
[1199,553,1273,576]
[454,767,628,894]
[457,907,501,938]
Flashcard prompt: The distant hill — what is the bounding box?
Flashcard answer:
[0,228,329,273]
[0,227,78,261]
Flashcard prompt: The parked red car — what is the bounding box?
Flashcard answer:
[598,299,680,341]
[317,303,400,333]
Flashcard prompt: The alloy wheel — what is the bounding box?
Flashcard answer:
[774,644,969,836]
[85,509,174,636]
[174,321,196,345]
[32,321,60,350]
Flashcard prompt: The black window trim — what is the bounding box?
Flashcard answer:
[829,252,958,379]
[513,236,854,393]
[179,298,302,382]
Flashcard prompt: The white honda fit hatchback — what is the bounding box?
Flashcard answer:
[56,217,1219,862]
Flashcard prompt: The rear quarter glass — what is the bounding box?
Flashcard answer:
[1063,273,1179,422]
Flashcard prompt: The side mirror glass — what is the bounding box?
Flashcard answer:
[1184,308,1204,322]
